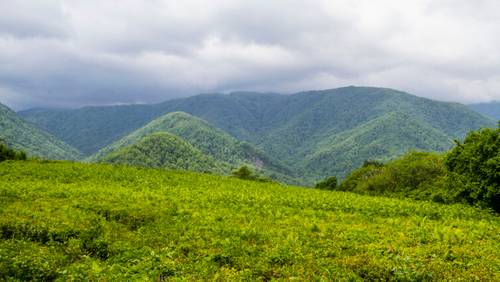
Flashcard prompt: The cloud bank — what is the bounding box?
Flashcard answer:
[1,0,500,109]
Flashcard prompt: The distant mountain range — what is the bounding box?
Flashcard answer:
[9,86,496,184]
[0,102,81,160]
[469,101,500,120]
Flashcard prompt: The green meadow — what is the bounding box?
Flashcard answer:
[1,160,499,281]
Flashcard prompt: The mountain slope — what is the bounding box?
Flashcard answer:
[20,87,495,182]
[90,111,296,182]
[302,111,454,179]
[101,132,224,173]
[0,102,81,160]
[469,101,500,120]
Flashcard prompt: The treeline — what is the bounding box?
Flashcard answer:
[319,122,500,212]
[0,141,27,162]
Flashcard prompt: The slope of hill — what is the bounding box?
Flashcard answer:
[1,160,499,280]
[302,111,454,179]
[0,102,81,160]
[90,111,297,183]
[469,101,500,120]
[19,87,495,182]
[101,132,225,173]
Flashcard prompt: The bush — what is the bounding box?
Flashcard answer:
[444,121,500,212]
[0,142,27,162]
[232,166,254,180]
[315,176,338,190]
[338,151,447,201]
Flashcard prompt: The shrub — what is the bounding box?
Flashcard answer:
[0,142,27,162]
[444,121,500,212]
[232,166,255,180]
[315,176,338,190]
[338,151,447,201]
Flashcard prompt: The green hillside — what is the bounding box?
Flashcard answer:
[302,111,454,179]
[89,111,297,183]
[100,132,225,173]
[18,105,162,155]
[1,160,499,280]
[469,101,500,120]
[20,87,495,182]
[0,102,81,160]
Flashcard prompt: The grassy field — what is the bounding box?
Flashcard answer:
[1,160,499,281]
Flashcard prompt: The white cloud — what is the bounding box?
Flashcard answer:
[0,0,500,109]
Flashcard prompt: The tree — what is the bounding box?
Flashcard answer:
[445,121,500,212]
[0,142,27,162]
[232,166,254,180]
[315,176,337,190]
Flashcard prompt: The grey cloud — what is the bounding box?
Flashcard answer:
[1,0,500,110]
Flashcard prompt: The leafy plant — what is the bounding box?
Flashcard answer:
[0,160,498,280]
[444,121,500,211]
[315,176,337,190]
[0,141,27,162]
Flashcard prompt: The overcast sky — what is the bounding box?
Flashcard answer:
[1,0,500,109]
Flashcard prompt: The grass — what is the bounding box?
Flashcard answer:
[1,160,499,281]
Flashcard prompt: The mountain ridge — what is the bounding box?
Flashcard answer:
[0,102,82,160]
[19,86,496,183]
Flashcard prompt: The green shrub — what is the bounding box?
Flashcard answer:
[444,121,500,212]
[0,141,27,162]
[338,151,447,201]
[315,176,338,190]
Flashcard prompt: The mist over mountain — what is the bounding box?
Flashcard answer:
[469,101,500,120]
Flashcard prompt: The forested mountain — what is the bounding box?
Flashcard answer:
[469,101,500,120]
[100,132,225,173]
[90,111,297,183]
[0,102,81,160]
[20,87,495,182]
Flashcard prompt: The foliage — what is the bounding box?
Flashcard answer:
[0,141,27,162]
[232,165,273,183]
[0,160,499,280]
[444,121,500,212]
[0,102,81,160]
[338,151,449,202]
[20,87,494,184]
[101,132,225,174]
[232,165,254,179]
[315,176,337,190]
[338,123,500,212]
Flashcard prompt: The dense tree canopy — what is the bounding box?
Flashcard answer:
[445,121,500,211]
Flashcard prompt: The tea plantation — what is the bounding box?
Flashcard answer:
[1,160,499,281]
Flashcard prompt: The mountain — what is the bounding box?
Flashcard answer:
[0,102,81,160]
[469,101,500,120]
[19,86,495,182]
[90,111,297,183]
[100,132,224,173]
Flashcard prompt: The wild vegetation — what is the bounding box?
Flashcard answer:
[336,122,500,212]
[1,160,499,280]
[0,141,27,162]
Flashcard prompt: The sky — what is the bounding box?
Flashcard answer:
[1,0,500,110]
